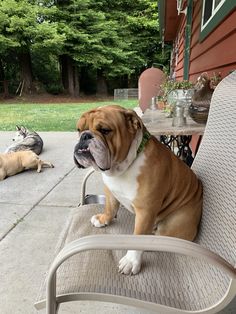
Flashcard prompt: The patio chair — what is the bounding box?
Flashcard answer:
[35,71,236,313]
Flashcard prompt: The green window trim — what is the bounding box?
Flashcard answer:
[200,1,236,42]
[158,0,165,39]
[183,0,193,80]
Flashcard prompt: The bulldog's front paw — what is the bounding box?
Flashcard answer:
[91,214,109,228]
[118,250,143,275]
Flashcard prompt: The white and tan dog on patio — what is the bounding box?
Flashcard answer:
[74,105,203,275]
[0,151,54,181]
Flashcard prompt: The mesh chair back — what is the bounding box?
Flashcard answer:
[192,71,236,266]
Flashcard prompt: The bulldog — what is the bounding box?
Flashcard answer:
[74,105,203,275]
[0,151,54,180]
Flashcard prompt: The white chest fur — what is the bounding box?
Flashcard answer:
[102,152,146,213]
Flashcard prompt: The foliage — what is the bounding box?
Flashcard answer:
[101,0,165,77]
[53,0,157,76]
[0,0,65,93]
[31,51,61,91]
[0,52,20,93]
[209,72,222,89]
[0,0,65,54]
[0,0,166,95]
[159,77,194,102]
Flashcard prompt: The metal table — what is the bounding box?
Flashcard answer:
[141,109,206,166]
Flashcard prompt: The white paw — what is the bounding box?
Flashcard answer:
[118,250,143,275]
[90,215,106,228]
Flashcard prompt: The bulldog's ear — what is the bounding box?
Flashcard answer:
[76,115,86,132]
[124,110,143,133]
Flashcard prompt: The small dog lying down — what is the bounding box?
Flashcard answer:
[5,125,43,155]
[0,151,54,181]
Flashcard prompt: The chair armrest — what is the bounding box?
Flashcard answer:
[46,234,236,313]
[50,234,236,280]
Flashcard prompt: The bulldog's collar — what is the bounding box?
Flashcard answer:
[137,130,152,154]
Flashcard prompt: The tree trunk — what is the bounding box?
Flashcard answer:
[97,70,108,95]
[0,58,4,81]
[0,58,9,98]
[18,51,34,94]
[60,54,79,97]
[60,55,68,91]
[67,57,74,96]
[73,66,79,97]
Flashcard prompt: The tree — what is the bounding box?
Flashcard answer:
[0,0,170,97]
[0,0,65,94]
[53,0,136,96]
[101,0,168,83]
[70,0,167,92]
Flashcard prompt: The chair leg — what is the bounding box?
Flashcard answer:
[79,168,95,205]
[46,274,57,314]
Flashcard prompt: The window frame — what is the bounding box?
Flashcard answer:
[201,0,225,31]
[177,0,184,15]
[200,0,236,42]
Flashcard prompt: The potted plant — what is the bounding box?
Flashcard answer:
[189,72,222,124]
[158,77,194,116]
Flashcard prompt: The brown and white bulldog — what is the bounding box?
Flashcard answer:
[0,151,54,180]
[74,105,203,275]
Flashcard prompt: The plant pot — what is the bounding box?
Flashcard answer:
[157,101,166,110]
[189,104,209,124]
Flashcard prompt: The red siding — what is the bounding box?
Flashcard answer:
[169,3,236,154]
[173,2,236,82]
[175,15,186,80]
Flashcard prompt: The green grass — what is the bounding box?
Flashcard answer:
[0,100,138,131]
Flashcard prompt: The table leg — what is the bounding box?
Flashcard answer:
[160,135,194,167]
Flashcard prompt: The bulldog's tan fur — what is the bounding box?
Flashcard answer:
[99,138,202,240]
[74,105,203,274]
[0,151,54,180]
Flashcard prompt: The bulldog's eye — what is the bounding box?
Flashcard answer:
[99,127,111,135]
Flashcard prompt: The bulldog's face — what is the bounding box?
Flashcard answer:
[74,105,143,172]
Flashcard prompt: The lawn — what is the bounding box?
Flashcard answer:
[0,100,138,131]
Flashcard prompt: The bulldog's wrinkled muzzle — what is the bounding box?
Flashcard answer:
[74,131,111,171]
[73,153,84,168]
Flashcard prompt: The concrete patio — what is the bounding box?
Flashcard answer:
[0,131,152,314]
[0,131,235,313]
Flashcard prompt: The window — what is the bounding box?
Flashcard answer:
[200,0,236,41]
[201,0,225,30]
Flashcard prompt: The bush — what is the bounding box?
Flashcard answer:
[45,83,63,95]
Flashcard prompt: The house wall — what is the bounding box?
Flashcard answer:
[174,1,236,82]
[174,15,186,79]
[167,1,236,155]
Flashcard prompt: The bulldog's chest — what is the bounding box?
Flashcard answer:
[102,153,146,213]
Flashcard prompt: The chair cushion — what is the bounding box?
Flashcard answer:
[36,204,231,311]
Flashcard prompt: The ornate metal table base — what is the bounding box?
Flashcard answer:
[141,109,205,167]
[160,135,194,166]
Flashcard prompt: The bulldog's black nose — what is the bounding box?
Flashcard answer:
[80,131,93,142]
